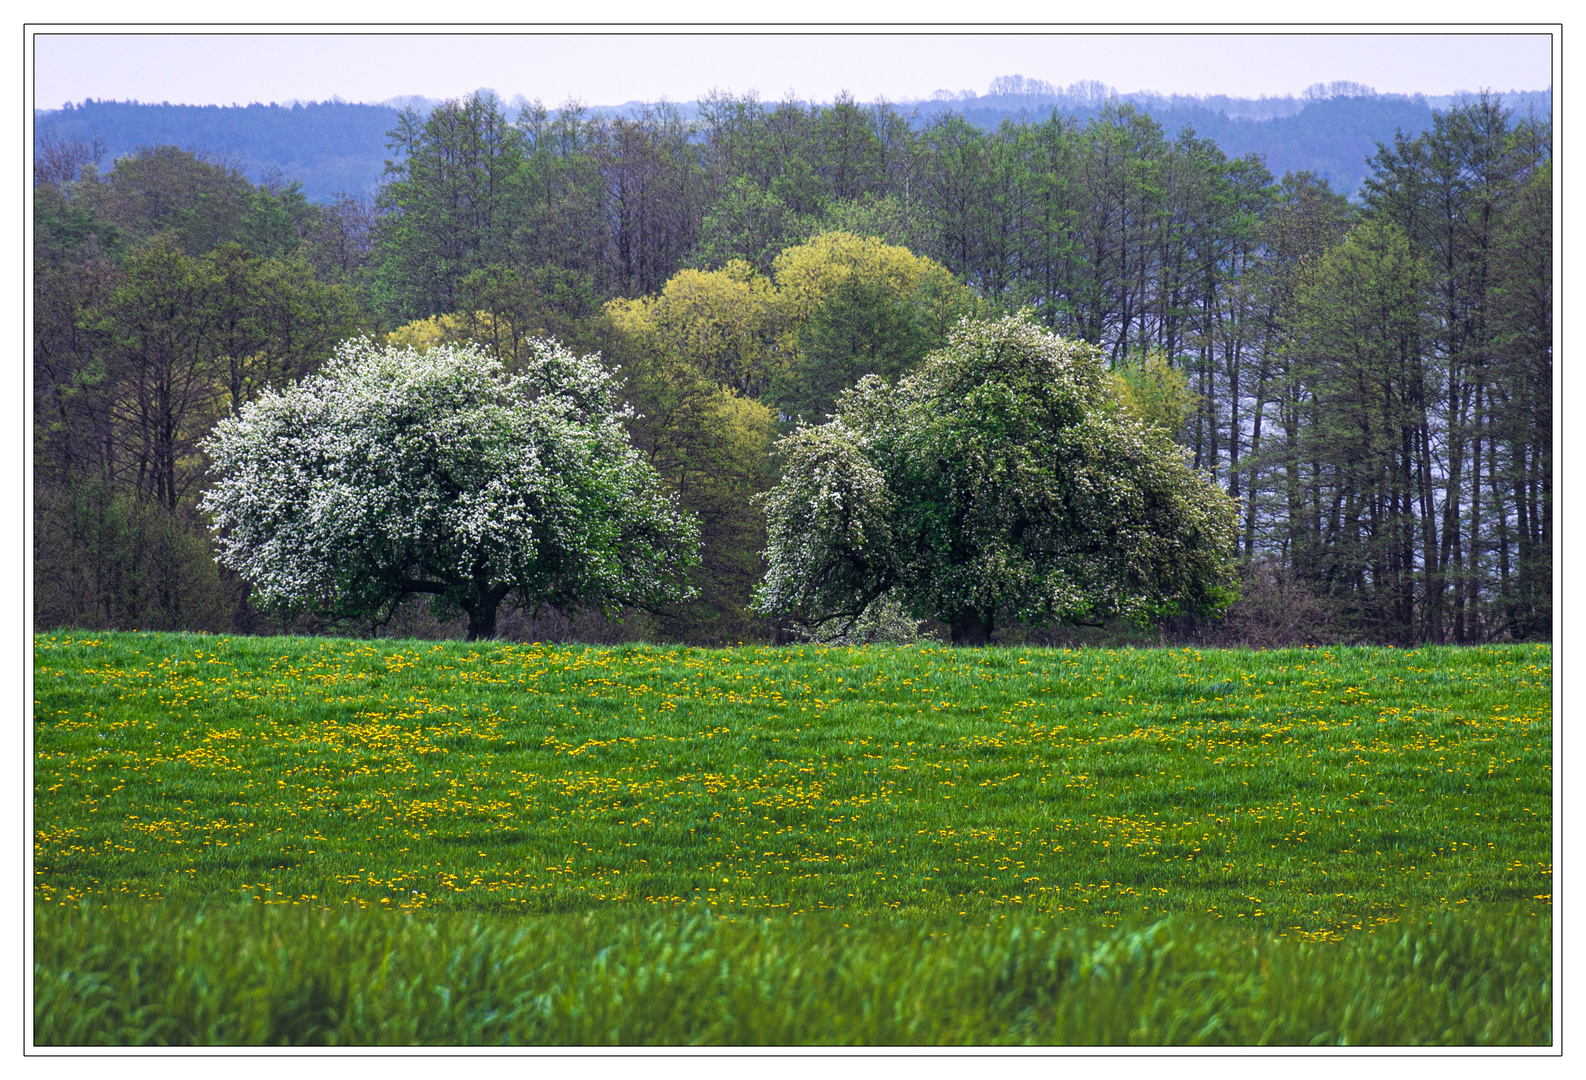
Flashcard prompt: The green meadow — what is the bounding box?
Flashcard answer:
[32,632,1552,1045]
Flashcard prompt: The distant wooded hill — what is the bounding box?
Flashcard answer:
[33,87,1551,202]
[33,99,400,199]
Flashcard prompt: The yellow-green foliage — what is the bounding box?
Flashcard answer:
[1108,351,1196,439]
[606,232,974,399]
[605,261,780,396]
[771,232,970,333]
[604,234,971,635]
[386,310,522,364]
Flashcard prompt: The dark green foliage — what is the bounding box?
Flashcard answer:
[612,336,778,645]
[33,185,127,267]
[372,92,529,320]
[757,317,1240,645]
[689,176,807,275]
[1286,220,1430,641]
[1291,95,1552,644]
[1485,161,1552,640]
[94,146,251,252]
[32,156,367,634]
[600,103,706,297]
[772,270,936,424]
[32,478,237,633]
[454,263,605,361]
[512,99,609,286]
[240,179,316,260]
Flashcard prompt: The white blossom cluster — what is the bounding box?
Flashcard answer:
[200,338,699,630]
[753,315,1239,638]
[753,418,893,626]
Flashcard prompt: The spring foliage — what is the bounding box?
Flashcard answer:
[753,316,1240,644]
[200,339,699,639]
[605,232,974,406]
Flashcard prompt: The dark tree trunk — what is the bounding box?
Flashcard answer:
[461,576,510,642]
[949,611,994,647]
[464,603,499,642]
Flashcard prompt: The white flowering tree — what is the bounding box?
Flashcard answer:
[201,338,700,640]
[752,315,1240,646]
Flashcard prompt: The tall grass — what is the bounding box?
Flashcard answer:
[33,901,1550,1046]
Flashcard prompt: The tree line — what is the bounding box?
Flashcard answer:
[36,85,1549,203]
[32,88,1551,645]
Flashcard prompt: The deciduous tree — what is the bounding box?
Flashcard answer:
[753,315,1239,645]
[201,339,699,640]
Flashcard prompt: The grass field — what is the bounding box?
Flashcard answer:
[32,632,1552,1044]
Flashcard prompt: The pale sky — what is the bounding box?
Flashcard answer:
[31,31,1553,111]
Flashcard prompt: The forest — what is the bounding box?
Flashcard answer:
[32,87,1552,647]
[33,82,1551,201]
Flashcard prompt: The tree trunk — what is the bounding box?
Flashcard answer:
[462,576,510,642]
[464,603,499,642]
[949,611,994,647]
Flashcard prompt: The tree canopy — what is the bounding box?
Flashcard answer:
[605,260,781,397]
[752,315,1240,645]
[201,338,699,640]
[605,231,974,413]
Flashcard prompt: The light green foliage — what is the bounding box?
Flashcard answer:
[200,339,699,640]
[1108,351,1196,440]
[755,315,1241,644]
[608,232,974,411]
[811,193,926,255]
[1293,219,1429,376]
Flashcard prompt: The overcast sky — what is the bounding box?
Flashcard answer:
[32,31,1553,111]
